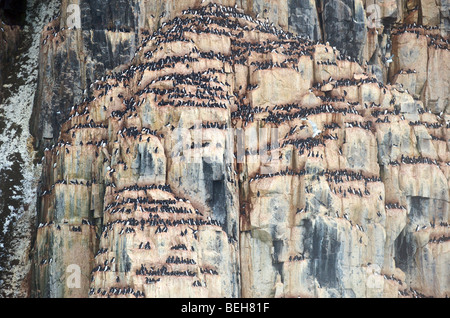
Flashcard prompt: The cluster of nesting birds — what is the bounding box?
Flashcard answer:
[325,169,381,184]
[381,272,403,286]
[281,137,324,155]
[39,258,53,265]
[179,3,300,40]
[400,155,439,166]
[166,255,196,265]
[371,109,401,117]
[317,60,338,66]
[231,38,315,66]
[329,76,386,90]
[428,235,450,244]
[158,98,228,109]
[136,264,197,277]
[171,243,188,251]
[324,122,341,130]
[397,69,417,74]
[188,122,228,130]
[392,24,449,50]
[388,155,440,166]
[89,287,145,298]
[65,121,107,133]
[249,168,307,183]
[430,134,446,141]
[94,247,108,258]
[37,221,55,228]
[115,183,173,194]
[289,254,305,261]
[409,120,443,129]
[345,121,373,130]
[385,203,407,210]
[118,126,162,140]
[330,185,370,198]
[146,85,231,102]
[35,1,450,298]
[262,104,360,125]
[56,0,396,166]
[250,59,299,72]
[70,226,82,232]
[200,267,219,275]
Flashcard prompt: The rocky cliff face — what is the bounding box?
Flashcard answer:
[0,0,61,297]
[29,0,450,151]
[0,19,20,105]
[0,0,448,298]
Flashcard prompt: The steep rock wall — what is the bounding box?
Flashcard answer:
[0,19,20,105]
[30,0,449,151]
[30,3,449,298]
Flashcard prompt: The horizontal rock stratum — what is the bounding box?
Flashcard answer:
[30,2,449,298]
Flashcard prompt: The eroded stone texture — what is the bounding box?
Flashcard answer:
[288,0,321,41]
[389,26,449,113]
[0,19,20,104]
[321,0,367,61]
[30,2,449,298]
[30,0,450,151]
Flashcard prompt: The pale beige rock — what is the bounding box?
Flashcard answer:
[423,46,450,113]
[390,32,428,95]
[421,0,441,25]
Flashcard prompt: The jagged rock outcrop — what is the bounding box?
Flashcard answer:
[30,0,450,152]
[29,2,449,298]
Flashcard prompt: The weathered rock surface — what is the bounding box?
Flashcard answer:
[322,0,367,61]
[0,19,20,104]
[28,2,449,298]
[30,0,450,151]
